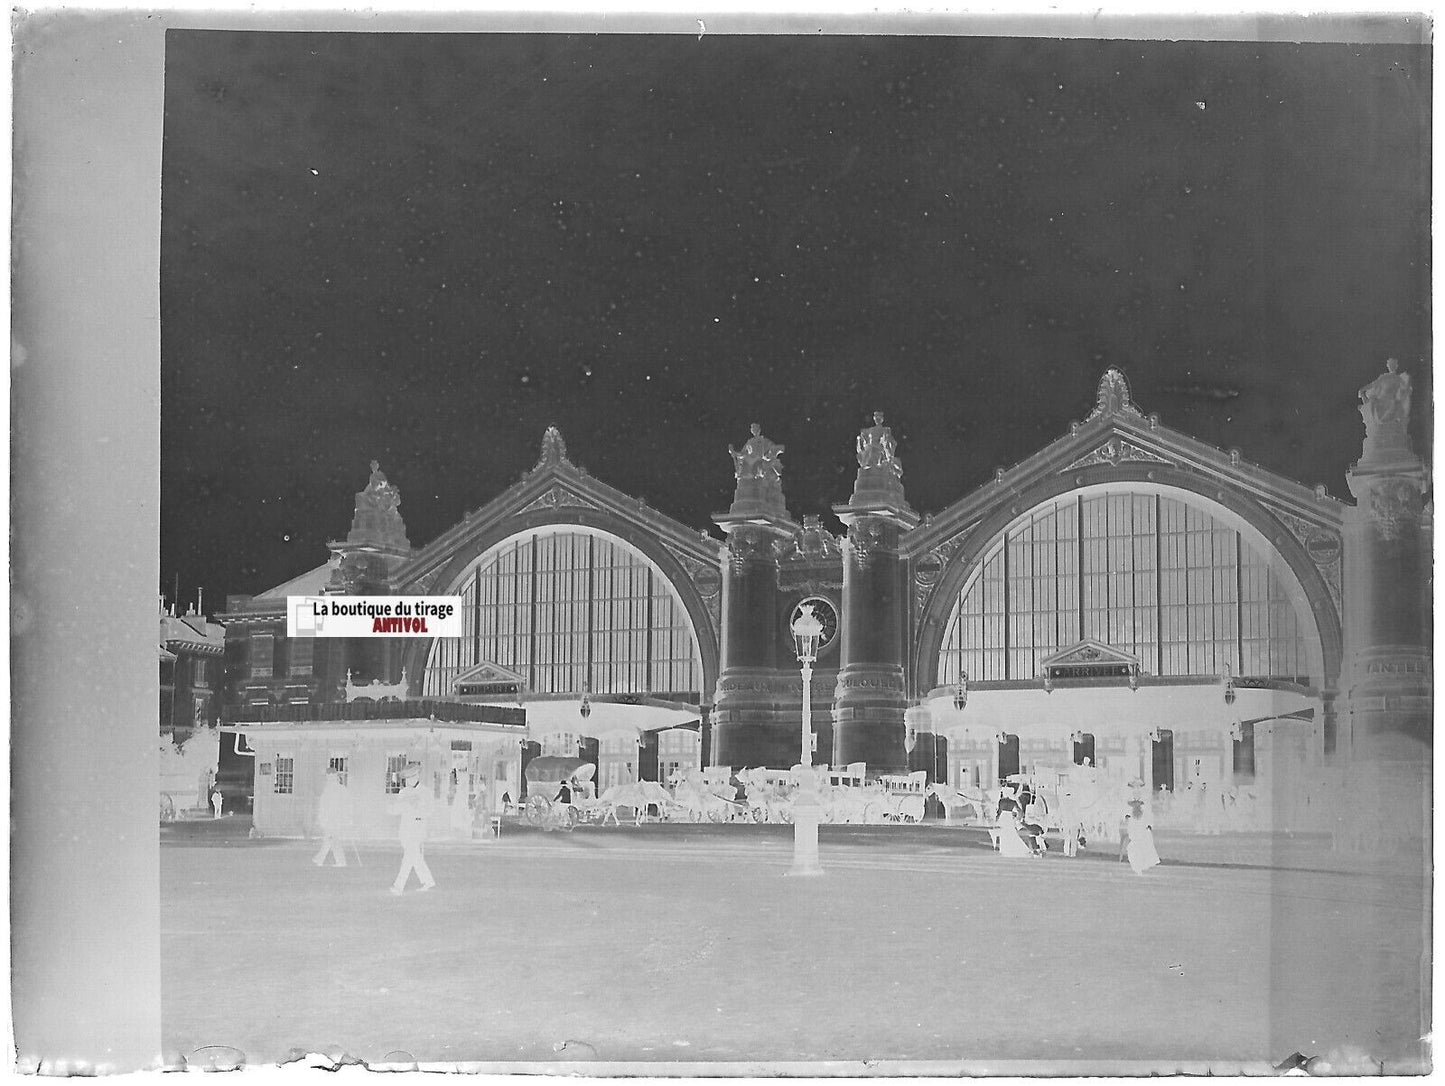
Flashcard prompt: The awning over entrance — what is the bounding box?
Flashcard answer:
[920,680,1320,742]
[518,696,702,743]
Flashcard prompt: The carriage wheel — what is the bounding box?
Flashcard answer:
[524,795,549,827]
[863,801,886,825]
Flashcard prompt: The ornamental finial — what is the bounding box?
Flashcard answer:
[1088,368,1144,420]
[535,426,570,469]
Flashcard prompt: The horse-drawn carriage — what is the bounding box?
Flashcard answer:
[522,756,600,831]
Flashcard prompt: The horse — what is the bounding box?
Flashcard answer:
[927,784,991,824]
[597,781,674,826]
[737,767,792,823]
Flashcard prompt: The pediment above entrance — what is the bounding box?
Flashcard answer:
[1063,437,1170,471]
[453,662,527,698]
[1039,640,1142,678]
[519,485,602,515]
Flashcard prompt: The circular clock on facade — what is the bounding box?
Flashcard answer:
[790,595,839,654]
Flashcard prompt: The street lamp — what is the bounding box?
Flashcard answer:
[790,602,824,768]
[787,601,825,877]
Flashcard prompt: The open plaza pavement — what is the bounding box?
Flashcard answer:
[161,818,1429,1074]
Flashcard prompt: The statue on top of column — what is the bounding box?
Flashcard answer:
[729,423,785,482]
[723,423,790,521]
[1360,359,1412,427]
[856,412,903,477]
[346,459,410,551]
[1357,359,1415,459]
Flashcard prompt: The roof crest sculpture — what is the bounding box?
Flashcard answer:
[533,426,571,470]
[345,460,410,551]
[1086,367,1145,421]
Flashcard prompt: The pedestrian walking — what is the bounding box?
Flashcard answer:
[390,762,436,895]
[210,782,224,819]
[312,767,351,868]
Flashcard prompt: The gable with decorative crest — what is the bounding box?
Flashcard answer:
[452,661,528,699]
[1065,436,1170,471]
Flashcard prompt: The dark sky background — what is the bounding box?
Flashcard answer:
[160,31,1431,612]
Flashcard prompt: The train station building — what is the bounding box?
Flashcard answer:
[218,364,1429,824]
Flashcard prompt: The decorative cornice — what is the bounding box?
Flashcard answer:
[725,531,779,569]
[911,526,977,622]
[845,519,891,571]
[1362,477,1427,542]
[1264,501,1343,614]
[663,543,722,632]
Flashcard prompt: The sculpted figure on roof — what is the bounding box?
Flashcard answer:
[856,412,902,476]
[1359,358,1412,428]
[729,423,785,482]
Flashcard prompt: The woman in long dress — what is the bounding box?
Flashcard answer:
[1124,812,1161,874]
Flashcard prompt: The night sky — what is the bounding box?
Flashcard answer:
[160,31,1431,612]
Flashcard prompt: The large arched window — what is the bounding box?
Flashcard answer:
[423,527,704,700]
[937,490,1314,685]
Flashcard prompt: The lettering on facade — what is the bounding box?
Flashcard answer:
[1365,659,1427,675]
[718,677,792,694]
[837,674,904,692]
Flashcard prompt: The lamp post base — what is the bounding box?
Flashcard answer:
[786,797,824,877]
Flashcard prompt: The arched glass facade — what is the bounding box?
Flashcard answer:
[423,527,705,700]
[937,491,1313,685]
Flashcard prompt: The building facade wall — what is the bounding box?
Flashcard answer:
[222,371,1424,803]
[250,726,522,841]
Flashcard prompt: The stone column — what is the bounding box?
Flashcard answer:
[711,424,798,769]
[833,414,920,778]
[1340,360,1432,760]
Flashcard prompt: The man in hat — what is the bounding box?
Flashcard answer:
[390,761,436,895]
[312,766,351,868]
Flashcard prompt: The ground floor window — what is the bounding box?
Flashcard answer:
[274,755,294,794]
[327,755,349,786]
[997,735,1020,780]
[1232,723,1256,780]
[1152,731,1175,791]
[385,754,407,794]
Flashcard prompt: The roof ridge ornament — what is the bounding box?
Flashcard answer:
[1087,367,1145,421]
[535,426,570,469]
